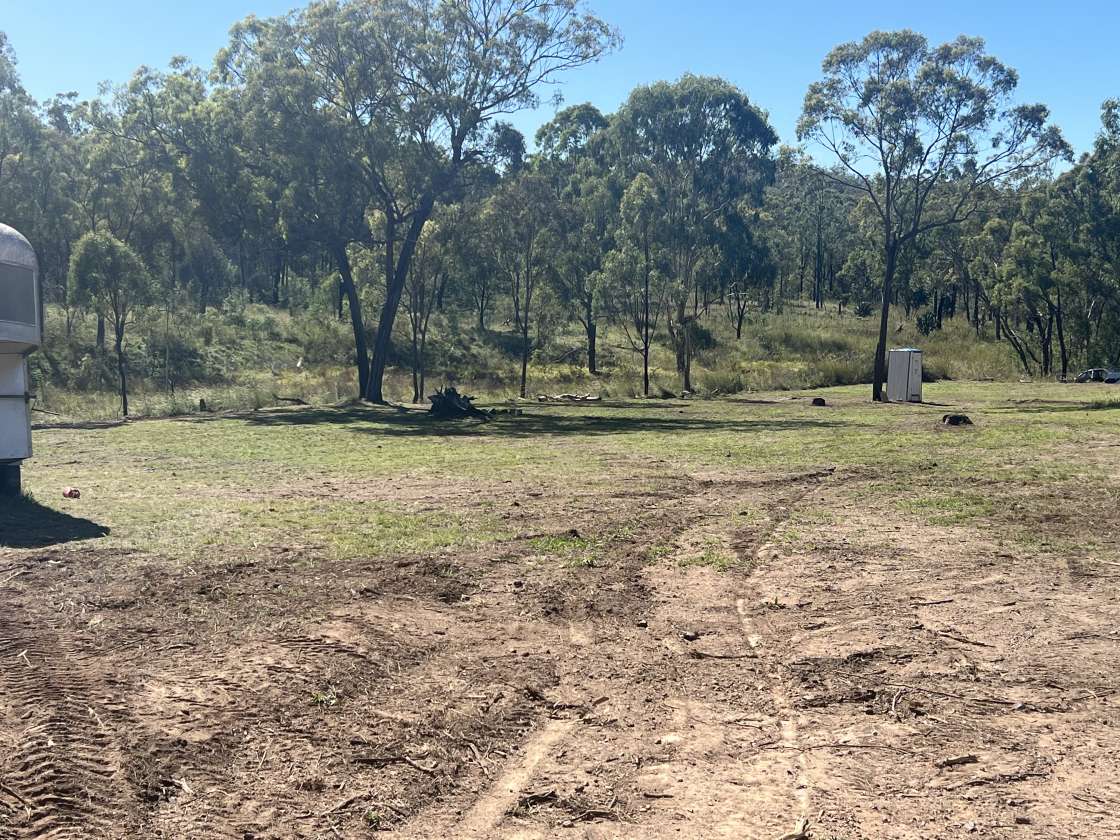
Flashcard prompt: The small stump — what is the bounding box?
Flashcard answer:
[942,414,973,427]
[429,387,490,420]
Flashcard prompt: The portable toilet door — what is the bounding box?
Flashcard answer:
[0,223,41,495]
[886,348,923,403]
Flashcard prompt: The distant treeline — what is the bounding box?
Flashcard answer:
[1,8,1118,414]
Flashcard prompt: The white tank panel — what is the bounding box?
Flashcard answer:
[0,355,31,461]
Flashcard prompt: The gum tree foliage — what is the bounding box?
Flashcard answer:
[68,232,154,415]
[484,171,558,399]
[535,104,615,374]
[403,217,449,403]
[603,172,667,397]
[798,31,1069,400]
[1059,101,1120,365]
[612,75,778,392]
[215,0,618,402]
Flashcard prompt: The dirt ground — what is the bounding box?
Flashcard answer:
[2,388,1119,838]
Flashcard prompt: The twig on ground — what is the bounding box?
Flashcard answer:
[352,755,438,775]
[878,681,1017,707]
[321,791,369,816]
[0,780,30,808]
[687,649,755,661]
[935,754,980,769]
[759,741,922,756]
[937,770,1048,791]
[935,629,996,648]
[777,817,810,840]
[890,688,908,719]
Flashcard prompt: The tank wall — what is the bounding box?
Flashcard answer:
[0,355,31,461]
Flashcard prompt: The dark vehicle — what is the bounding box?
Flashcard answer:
[1074,368,1120,383]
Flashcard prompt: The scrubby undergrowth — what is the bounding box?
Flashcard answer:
[30,300,1021,421]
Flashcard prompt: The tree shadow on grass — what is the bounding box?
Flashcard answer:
[0,496,110,549]
[996,399,1120,414]
[229,402,852,439]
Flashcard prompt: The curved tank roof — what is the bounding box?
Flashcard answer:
[0,223,38,272]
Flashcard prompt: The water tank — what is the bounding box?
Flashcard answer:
[0,223,40,492]
[0,223,42,353]
[887,348,923,403]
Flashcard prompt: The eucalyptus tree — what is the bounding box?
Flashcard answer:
[1060,101,1120,365]
[218,0,617,402]
[612,75,777,391]
[762,153,855,307]
[403,218,449,403]
[68,232,153,415]
[720,209,776,339]
[485,172,558,398]
[536,104,615,373]
[799,30,1069,400]
[603,173,666,397]
[0,33,38,209]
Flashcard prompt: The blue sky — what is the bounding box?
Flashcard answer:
[3,0,1117,156]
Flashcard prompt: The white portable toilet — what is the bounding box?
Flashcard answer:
[887,348,922,403]
[0,223,42,495]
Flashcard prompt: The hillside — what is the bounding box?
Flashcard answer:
[29,302,1022,421]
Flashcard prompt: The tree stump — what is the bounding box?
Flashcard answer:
[429,387,490,420]
[942,414,973,426]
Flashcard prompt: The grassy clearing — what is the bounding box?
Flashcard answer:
[12,380,1119,571]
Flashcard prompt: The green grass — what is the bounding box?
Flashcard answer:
[528,533,601,567]
[677,542,741,572]
[12,381,1120,570]
[899,492,996,526]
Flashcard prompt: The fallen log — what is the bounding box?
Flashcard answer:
[536,393,602,403]
[273,394,310,406]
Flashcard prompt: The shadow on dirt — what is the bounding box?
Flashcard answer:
[0,496,110,549]
[227,402,850,439]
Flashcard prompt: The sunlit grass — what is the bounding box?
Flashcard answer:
[16,380,1120,570]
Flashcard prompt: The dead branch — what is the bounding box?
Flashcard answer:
[352,755,438,775]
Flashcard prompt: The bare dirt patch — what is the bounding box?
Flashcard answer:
[4,392,1120,838]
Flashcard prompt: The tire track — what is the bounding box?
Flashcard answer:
[452,718,575,838]
[0,608,129,839]
[730,470,839,833]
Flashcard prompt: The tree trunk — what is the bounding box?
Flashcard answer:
[96,314,105,351]
[335,245,370,398]
[519,324,530,399]
[872,244,897,402]
[585,296,597,374]
[683,324,692,393]
[974,279,982,336]
[1003,313,1034,375]
[367,194,436,403]
[1054,286,1069,379]
[418,335,426,407]
[115,329,129,417]
[411,336,421,404]
[642,241,651,398]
